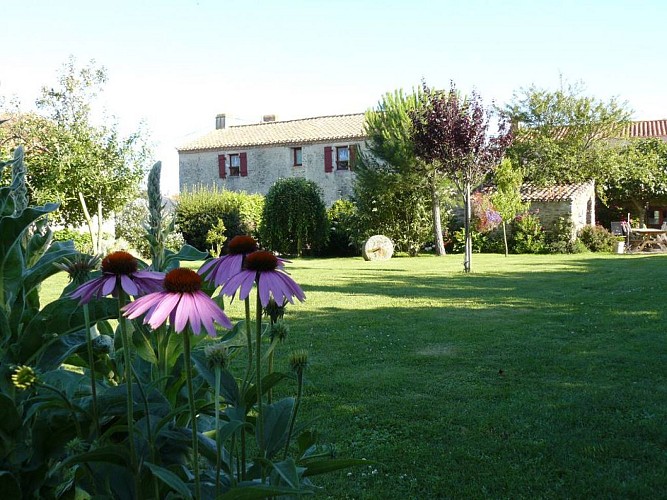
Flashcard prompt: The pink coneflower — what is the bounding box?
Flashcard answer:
[222,250,305,307]
[70,251,164,304]
[122,268,232,336]
[198,235,259,287]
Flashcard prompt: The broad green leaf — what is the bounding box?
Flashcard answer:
[132,322,158,364]
[261,458,304,489]
[243,372,287,410]
[60,445,131,468]
[36,330,87,371]
[144,462,193,499]
[163,244,208,271]
[22,240,78,294]
[301,458,372,477]
[261,398,294,458]
[220,484,313,499]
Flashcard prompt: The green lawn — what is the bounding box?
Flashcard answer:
[44,253,667,498]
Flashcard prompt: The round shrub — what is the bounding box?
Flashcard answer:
[577,225,616,252]
[511,213,546,254]
[323,199,359,257]
[260,178,329,256]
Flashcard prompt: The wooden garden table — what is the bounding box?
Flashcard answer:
[628,228,667,252]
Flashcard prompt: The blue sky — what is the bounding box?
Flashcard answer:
[2,0,666,193]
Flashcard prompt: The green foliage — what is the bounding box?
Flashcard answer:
[504,78,631,185]
[511,212,546,254]
[53,228,93,253]
[324,199,359,257]
[115,198,185,259]
[205,218,227,257]
[176,186,264,252]
[577,224,616,252]
[260,178,328,256]
[0,57,150,226]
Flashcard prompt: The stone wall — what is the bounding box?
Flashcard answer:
[179,140,363,206]
[528,183,595,238]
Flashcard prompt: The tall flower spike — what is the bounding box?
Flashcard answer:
[198,235,259,288]
[70,251,165,304]
[122,268,232,336]
[222,250,305,307]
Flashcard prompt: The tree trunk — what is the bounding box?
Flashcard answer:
[464,183,472,273]
[431,181,446,256]
[502,221,509,257]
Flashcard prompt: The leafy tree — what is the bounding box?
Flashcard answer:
[0,57,150,227]
[491,158,527,256]
[353,154,433,256]
[605,138,667,225]
[503,79,631,185]
[411,81,513,272]
[260,178,329,256]
[363,90,450,254]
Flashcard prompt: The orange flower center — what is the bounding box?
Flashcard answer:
[164,268,202,293]
[102,251,138,275]
[244,250,278,272]
[228,235,258,255]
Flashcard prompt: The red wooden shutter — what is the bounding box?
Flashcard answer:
[349,144,357,170]
[218,154,226,178]
[324,146,333,173]
[240,152,248,176]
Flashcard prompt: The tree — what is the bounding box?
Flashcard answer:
[606,138,667,224]
[363,90,450,255]
[260,178,329,256]
[503,79,631,185]
[491,158,527,256]
[411,81,513,272]
[0,57,150,228]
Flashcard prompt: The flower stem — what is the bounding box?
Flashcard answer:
[118,292,138,484]
[82,303,100,437]
[242,297,253,392]
[255,287,264,459]
[283,371,303,459]
[183,328,201,499]
[132,364,160,500]
[214,365,222,499]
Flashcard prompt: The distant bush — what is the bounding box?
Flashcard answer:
[511,213,546,254]
[116,199,185,258]
[260,178,328,256]
[53,228,93,253]
[577,224,616,253]
[545,216,585,254]
[323,199,359,257]
[175,187,264,252]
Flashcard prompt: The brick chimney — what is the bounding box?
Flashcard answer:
[215,113,226,130]
[262,114,276,123]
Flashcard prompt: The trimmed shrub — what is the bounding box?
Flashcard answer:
[260,178,329,256]
[175,186,264,252]
[578,224,616,252]
[52,228,93,253]
[511,213,546,254]
[323,199,359,257]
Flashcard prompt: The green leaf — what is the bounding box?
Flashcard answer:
[261,398,294,458]
[163,244,208,271]
[244,372,287,410]
[22,240,77,294]
[36,330,87,371]
[60,445,131,468]
[262,458,304,489]
[144,462,193,499]
[302,458,373,477]
[0,471,21,499]
[0,394,21,433]
[132,322,158,364]
[220,484,313,499]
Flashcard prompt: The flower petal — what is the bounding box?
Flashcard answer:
[120,274,139,297]
[146,293,182,330]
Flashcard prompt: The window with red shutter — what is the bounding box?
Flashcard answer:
[218,154,226,178]
[324,146,333,173]
[349,144,357,171]
[240,152,248,177]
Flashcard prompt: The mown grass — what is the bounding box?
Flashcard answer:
[43,253,667,498]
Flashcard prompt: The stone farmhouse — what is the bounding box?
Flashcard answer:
[177,113,366,206]
[178,115,667,231]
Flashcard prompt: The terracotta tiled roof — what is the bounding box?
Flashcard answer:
[519,181,594,202]
[480,181,594,202]
[620,119,667,138]
[178,113,366,151]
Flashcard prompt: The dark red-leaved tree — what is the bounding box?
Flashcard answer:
[411,81,513,272]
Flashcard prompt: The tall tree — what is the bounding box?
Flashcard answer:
[411,81,513,272]
[491,158,527,256]
[503,79,631,185]
[0,57,150,227]
[606,138,667,224]
[363,89,449,255]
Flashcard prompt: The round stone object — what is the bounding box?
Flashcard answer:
[362,235,394,261]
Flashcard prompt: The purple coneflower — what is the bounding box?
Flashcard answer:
[222,250,305,307]
[122,267,232,336]
[198,235,259,287]
[70,251,164,304]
